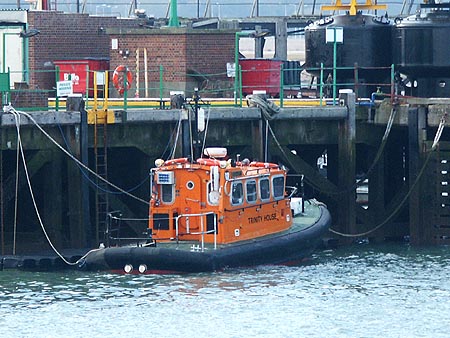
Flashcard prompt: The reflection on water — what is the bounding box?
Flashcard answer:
[1,244,450,337]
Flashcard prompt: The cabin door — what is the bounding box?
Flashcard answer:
[176,173,205,236]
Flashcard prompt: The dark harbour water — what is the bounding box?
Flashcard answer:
[1,244,449,338]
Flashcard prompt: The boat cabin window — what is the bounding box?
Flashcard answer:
[153,213,170,230]
[161,184,174,204]
[259,178,270,201]
[231,181,244,205]
[246,180,257,203]
[272,175,285,200]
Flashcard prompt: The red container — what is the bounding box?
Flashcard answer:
[239,59,283,97]
[54,58,109,96]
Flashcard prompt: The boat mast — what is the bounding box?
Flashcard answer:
[192,88,202,160]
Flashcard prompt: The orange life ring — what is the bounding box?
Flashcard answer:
[112,65,132,95]
[164,158,189,166]
[249,161,279,169]
[196,158,221,166]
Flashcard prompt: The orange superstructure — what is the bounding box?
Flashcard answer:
[149,152,293,247]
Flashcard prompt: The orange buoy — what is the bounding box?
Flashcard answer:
[112,65,132,95]
[164,158,189,166]
[249,161,279,169]
[196,158,222,166]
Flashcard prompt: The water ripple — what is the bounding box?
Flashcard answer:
[1,244,450,337]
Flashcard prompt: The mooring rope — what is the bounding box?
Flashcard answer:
[5,106,149,206]
[353,107,397,188]
[157,112,182,160]
[246,94,280,120]
[7,109,101,264]
[168,111,183,160]
[329,110,447,238]
[329,151,434,238]
[255,97,398,195]
[432,112,447,150]
[56,121,149,195]
[258,99,447,238]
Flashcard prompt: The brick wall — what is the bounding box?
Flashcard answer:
[10,90,48,109]
[186,32,236,97]
[25,11,140,94]
[108,29,235,98]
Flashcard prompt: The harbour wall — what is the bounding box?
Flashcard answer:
[1,94,449,255]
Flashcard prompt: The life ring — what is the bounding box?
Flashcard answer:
[164,158,189,166]
[249,161,279,169]
[196,158,221,166]
[112,65,132,95]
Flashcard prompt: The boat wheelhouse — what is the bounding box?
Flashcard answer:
[149,150,294,249]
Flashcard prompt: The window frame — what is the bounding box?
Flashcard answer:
[230,181,244,206]
[246,179,258,204]
[272,175,285,200]
[259,178,271,202]
[160,183,174,204]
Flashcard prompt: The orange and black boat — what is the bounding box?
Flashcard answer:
[81,93,331,274]
[82,146,331,274]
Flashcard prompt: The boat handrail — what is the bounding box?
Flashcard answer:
[224,199,284,212]
[225,172,270,182]
[175,212,217,251]
[286,185,299,198]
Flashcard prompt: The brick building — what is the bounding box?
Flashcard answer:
[0,10,141,107]
[0,9,236,107]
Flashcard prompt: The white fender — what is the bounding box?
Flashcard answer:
[198,108,205,132]
[211,165,219,192]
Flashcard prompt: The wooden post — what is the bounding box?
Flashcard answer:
[66,96,90,248]
[408,107,427,245]
[44,150,63,247]
[0,124,3,255]
[80,101,91,246]
[251,119,264,162]
[181,118,191,159]
[337,91,356,239]
[66,123,88,248]
[274,18,287,60]
[254,25,264,58]
[367,144,385,239]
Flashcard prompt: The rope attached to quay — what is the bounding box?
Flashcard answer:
[329,111,448,238]
[5,106,149,206]
[247,96,448,239]
[3,105,151,266]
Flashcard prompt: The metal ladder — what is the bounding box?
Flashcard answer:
[94,117,109,245]
[89,70,112,245]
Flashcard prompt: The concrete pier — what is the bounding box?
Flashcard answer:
[1,95,449,256]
